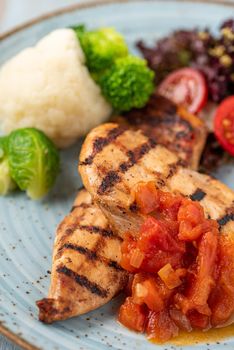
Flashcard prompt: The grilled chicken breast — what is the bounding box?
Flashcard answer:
[37,189,128,323]
[37,96,207,323]
[115,94,207,170]
[79,123,234,239]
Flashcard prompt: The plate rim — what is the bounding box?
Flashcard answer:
[1,0,234,349]
[0,324,40,350]
[0,0,234,41]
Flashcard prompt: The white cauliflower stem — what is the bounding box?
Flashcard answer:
[0,29,112,148]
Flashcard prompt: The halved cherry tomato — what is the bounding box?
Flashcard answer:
[158,68,208,114]
[214,96,234,156]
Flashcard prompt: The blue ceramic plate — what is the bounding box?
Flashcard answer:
[1,1,234,349]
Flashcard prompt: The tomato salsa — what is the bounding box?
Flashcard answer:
[118,182,234,343]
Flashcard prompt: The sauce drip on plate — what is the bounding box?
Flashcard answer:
[152,324,234,345]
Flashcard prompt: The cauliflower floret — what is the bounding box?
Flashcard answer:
[0,29,112,148]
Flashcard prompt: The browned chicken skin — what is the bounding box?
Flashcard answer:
[117,94,207,170]
[79,123,234,239]
[37,189,128,323]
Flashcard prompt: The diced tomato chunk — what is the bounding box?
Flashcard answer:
[177,229,218,316]
[210,235,234,326]
[159,191,182,221]
[178,200,205,226]
[142,280,167,311]
[118,182,234,342]
[139,217,185,253]
[121,216,185,273]
[210,287,234,327]
[138,217,184,271]
[124,275,134,296]
[147,310,179,342]
[178,220,193,241]
[132,273,172,310]
[134,181,159,214]
[118,297,147,332]
[187,310,209,329]
[141,250,183,274]
[120,233,137,272]
[179,219,217,241]
[169,309,192,332]
[133,277,164,312]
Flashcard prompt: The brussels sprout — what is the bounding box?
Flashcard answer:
[0,137,7,160]
[7,128,60,199]
[0,137,16,195]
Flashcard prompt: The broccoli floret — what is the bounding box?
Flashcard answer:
[99,55,155,112]
[76,27,129,72]
[72,24,86,38]
[0,137,16,195]
[73,25,155,112]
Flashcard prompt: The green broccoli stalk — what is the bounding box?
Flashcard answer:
[0,137,16,195]
[98,56,155,112]
[74,26,129,72]
[7,128,60,200]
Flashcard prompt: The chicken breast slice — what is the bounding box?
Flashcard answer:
[37,189,128,323]
[118,94,207,170]
[79,123,234,239]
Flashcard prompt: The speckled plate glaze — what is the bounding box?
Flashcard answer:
[1,1,234,349]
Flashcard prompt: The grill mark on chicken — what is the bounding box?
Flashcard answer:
[56,265,108,298]
[77,224,121,240]
[119,94,207,170]
[175,130,190,139]
[123,94,177,123]
[190,188,207,202]
[80,126,126,166]
[124,95,194,133]
[98,171,121,196]
[129,202,138,213]
[156,178,166,187]
[112,139,129,154]
[92,235,105,263]
[166,159,186,179]
[70,203,90,212]
[123,96,195,147]
[97,138,157,195]
[58,223,121,248]
[62,243,97,259]
[108,260,124,271]
[156,114,193,135]
[65,227,76,236]
[60,243,123,272]
[62,223,120,241]
[218,212,234,226]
